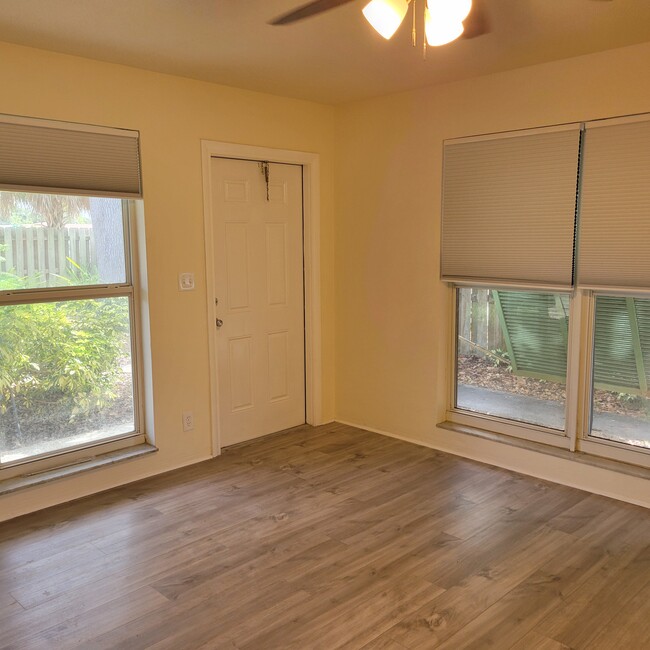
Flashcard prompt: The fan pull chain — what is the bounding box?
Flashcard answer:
[416,0,426,59]
[259,161,270,201]
[412,0,417,47]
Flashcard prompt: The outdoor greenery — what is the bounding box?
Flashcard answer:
[0,192,130,453]
[0,192,89,227]
[0,274,130,449]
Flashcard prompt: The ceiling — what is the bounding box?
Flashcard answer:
[0,0,649,104]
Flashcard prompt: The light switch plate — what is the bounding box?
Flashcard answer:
[182,410,194,432]
[179,272,195,291]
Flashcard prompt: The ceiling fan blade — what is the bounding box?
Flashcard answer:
[462,0,490,39]
[269,0,357,25]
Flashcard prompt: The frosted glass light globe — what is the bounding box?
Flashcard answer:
[362,0,410,40]
[425,6,464,46]
[427,0,472,23]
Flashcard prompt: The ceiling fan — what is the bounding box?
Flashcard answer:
[270,0,490,47]
[270,0,615,48]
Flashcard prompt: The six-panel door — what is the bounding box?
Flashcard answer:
[211,157,305,446]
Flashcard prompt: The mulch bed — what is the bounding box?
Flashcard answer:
[458,355,649,419]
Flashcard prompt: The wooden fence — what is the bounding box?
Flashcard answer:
[458,288,506,357]
[0,225,95,286]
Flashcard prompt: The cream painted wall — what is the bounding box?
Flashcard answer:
[335,41,650,506]
[0,41,337,521]
[3,38,650,521]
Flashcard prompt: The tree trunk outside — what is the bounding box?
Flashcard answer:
[89,198,125,284]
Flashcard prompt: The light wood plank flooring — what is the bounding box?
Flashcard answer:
[1,422,650,649]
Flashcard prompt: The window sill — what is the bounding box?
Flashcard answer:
[438,420,650,481]
[0,443,157,497]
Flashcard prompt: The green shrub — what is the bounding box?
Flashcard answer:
[0,269,129,446]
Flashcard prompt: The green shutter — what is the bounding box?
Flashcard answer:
[635,299,650,392]
[593,297,648,395]
[493,292,650,395]
[492,291,569,383]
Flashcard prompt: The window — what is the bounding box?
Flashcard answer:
[0,113,144,477]
[588,295,650,451]
[0,193,140,466]
[443,114,650,468]
[452,288,650,463]
[456,288,569,433]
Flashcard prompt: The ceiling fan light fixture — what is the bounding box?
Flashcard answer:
[424,5,464,46]
[425,0,472,26]
[441,0,472,23]
[362,0,410,40]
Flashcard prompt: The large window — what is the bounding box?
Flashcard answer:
[453,288,650,462]
[0,113,143,476]
[443,114,650,468]
[0,192,140,467]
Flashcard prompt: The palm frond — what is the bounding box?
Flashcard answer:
[0,191,89,228]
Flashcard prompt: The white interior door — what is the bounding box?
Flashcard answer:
[210,157,305,446]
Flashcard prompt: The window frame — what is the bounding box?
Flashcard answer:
[443,113,650,471]
[0,199,146,479]
[447,284,576,450]
[448,285,650,470]
[577,289,650,469]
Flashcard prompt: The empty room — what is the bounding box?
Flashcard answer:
[1,1,650,648]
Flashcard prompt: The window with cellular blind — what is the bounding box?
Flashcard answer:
[445,113,650,466]
[441,125,581,288]
[0,114,145,478]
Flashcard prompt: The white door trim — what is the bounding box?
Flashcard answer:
[201,140,322,456]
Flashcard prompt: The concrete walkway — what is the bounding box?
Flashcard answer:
[457,384,650,448]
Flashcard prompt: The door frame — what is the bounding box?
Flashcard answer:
[201,140,322,456]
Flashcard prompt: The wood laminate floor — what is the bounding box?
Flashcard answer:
[1,423,650,649]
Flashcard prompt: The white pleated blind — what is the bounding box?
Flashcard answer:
[441,126,581,287]
[0,115,142,198]
[578,116,650,289]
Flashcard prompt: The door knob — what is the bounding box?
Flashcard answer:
[216,318,223,328]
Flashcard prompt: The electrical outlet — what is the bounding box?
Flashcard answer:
[182,410,194,432]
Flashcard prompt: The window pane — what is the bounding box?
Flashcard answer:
[0,297,135,463]
[590,296,650,449]
[456,288,569,431]
[0,191,126,289]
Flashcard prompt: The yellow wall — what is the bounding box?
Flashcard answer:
[0,41,337,521]
[335,41,650,506]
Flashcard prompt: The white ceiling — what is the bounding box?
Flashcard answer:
[0,0,649,104]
